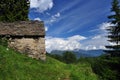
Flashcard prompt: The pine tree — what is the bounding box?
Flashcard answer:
[0,0,30,22]
[105,0,120,56]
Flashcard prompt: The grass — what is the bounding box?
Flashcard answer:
[0,45,98,80]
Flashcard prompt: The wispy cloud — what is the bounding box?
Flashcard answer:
[49,1,108,35]
[54,13,60,17]
[60,0,83,13]
[45,12,61,24]
[50,12,61,23]
[89,22,114,34]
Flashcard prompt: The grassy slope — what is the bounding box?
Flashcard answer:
[0,45,98,80]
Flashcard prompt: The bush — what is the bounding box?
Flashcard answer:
[0,37,8,47]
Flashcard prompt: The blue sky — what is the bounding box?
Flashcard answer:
[29,0,114,52]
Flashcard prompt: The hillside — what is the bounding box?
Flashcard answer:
[0,45,98,80]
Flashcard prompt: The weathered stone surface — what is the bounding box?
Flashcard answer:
[8,38,46,60]
[0,21,45,36]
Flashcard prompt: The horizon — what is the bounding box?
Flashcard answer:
[29,0,113,52]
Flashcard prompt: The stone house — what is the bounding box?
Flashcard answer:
[0,21,46,60]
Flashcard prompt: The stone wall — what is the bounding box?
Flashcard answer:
[8,37,46,60]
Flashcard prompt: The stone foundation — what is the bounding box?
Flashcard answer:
[8,37,46,60]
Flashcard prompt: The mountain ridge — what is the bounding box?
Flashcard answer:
[50,49,104,58]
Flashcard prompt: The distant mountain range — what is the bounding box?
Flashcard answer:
[50,49,105,58]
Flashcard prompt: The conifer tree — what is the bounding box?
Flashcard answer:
[105,0,120,56]
[0,0,30,22]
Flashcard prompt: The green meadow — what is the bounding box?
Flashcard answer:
[0,45,98,80]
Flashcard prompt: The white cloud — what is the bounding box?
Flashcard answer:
[45,26,48,31]
[85,45,105,50]
[92,35,102,39]
[34,17,41,21]
[68,35,86,41]
[30,0,53,13]
[45,35,86,52]
[50,12,61,23]
[99,22,114,31]
[45,34,109,52]
[81,36,108,50]
[54,13,60,17]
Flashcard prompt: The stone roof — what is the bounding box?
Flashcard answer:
[0,21,45,37]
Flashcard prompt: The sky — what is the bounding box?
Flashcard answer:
[29,0,114,52]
